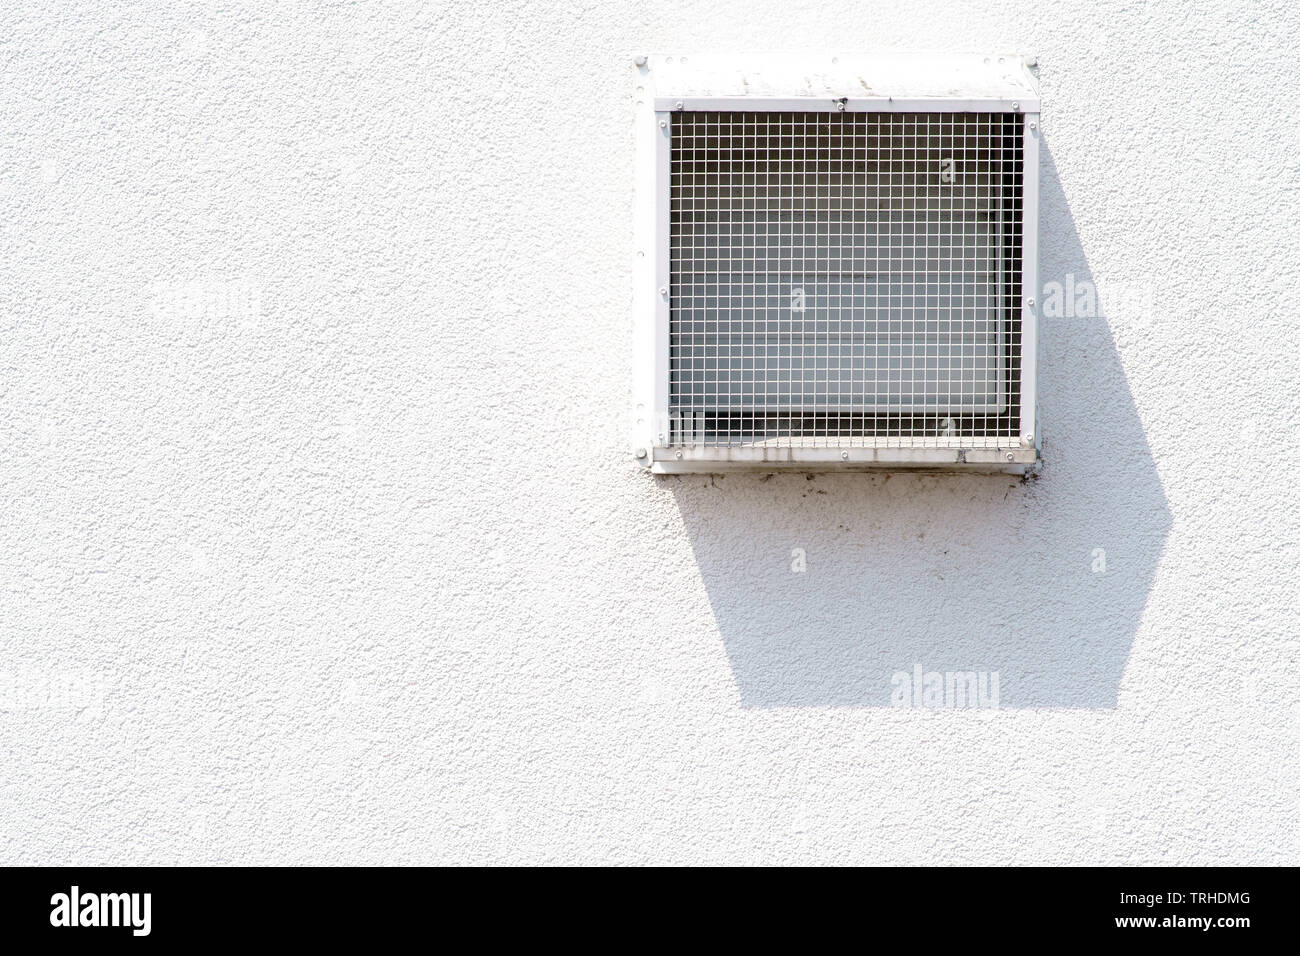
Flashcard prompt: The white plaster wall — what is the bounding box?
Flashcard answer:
[2,1,1297,865]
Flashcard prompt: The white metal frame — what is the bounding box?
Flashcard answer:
[632,54,1040,474]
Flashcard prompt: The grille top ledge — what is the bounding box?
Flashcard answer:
[633,55,1041,474]
[641,52,1039,108]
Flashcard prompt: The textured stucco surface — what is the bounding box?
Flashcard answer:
[2,2,1298,865]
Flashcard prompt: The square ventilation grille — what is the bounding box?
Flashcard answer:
[633,55,1041,472]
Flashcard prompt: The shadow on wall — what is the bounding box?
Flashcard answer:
[666,142,1170,709]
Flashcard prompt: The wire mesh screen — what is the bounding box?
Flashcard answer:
[669,110,1025,447]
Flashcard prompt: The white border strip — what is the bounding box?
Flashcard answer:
[654,96,1037,113]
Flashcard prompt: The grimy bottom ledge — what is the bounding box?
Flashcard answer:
[644,445,1040,474]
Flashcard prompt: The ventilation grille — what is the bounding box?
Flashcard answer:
[669,111,1024,447]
